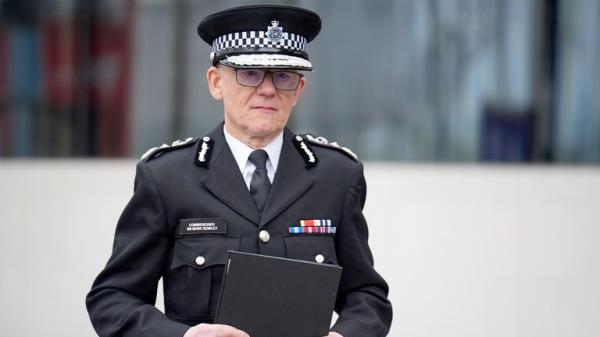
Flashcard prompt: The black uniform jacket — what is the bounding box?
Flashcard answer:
[86,124,393,337]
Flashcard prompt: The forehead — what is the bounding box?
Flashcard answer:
[220,66,303,74]
[238,69,303,75]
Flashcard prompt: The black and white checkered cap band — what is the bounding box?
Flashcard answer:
[212,31,307,54]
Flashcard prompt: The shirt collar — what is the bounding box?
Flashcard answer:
[223,124,283,173]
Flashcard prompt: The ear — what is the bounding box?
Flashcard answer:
[291,76,307,107]
[206,66,223,100]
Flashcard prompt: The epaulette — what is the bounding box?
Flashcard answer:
[140,137,197,162]
[302,134,358,161]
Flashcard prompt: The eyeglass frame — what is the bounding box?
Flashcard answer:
[220,65,305,91]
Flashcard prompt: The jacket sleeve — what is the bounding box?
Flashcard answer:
[331,163,393,337]
[86,161,190,337]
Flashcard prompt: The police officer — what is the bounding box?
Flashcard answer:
[86,5,392,337]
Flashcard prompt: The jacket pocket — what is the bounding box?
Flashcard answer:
[283,235,338,265]
[164,235,240,320]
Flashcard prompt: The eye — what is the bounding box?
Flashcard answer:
[274,72,292,81]
[241,69,260,77]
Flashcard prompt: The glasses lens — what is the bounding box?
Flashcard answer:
[236,69,265,87]
[272,71,301,90]
[234,68,301,90]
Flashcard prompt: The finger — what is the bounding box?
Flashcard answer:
[211,324,250,337]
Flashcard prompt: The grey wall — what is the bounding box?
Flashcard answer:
[0,161,599,336]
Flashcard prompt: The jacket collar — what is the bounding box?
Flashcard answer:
[199,123,315,227]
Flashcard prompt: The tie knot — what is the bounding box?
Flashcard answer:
[249,149,269,170]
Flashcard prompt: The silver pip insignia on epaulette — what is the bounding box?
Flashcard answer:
[293,135,318,168]
[303,134,358,161]
[194,136,214,168]
[141,137,196,161]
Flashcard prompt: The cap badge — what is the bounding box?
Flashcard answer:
[266,20,283,43]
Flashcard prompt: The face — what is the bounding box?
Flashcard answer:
[207,65,306,144]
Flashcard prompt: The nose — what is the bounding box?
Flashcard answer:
[256,72,276,95]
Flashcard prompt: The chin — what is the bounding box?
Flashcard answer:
[250,123,283,138]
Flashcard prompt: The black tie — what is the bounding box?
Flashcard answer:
[248,150,271,213]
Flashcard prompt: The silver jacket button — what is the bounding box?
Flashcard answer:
[315,254,325,263]
[195,256,206,266]
[259,230,270,243]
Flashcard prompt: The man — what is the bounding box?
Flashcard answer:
[86,5,392,337]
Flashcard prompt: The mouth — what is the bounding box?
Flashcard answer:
[251,105,278,111]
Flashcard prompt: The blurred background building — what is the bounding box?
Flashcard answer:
[0,0,598,162]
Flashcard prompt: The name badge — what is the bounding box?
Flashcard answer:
[179,218,227,235]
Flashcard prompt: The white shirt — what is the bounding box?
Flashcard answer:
[223,125,282,190]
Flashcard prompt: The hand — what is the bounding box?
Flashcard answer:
[183,323,250,337]
[324,332,343,337]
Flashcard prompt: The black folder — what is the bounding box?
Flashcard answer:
[215,251,342,337]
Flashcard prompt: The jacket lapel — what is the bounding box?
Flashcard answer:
[260,129,315,227]
[201,124,260,225]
